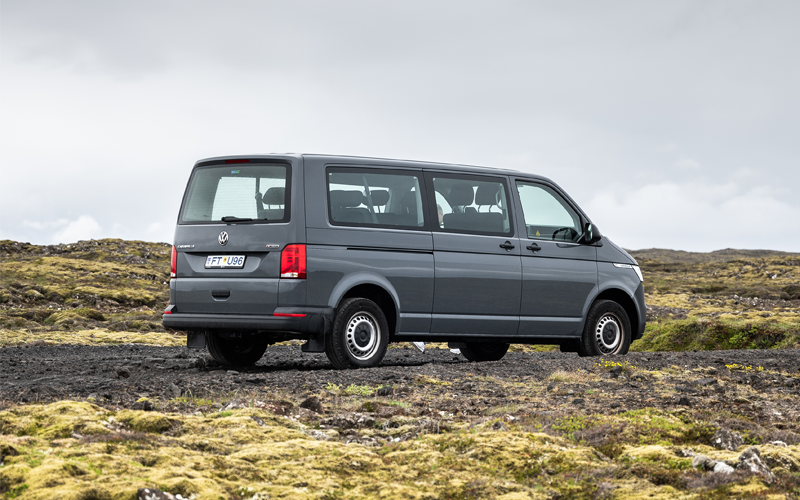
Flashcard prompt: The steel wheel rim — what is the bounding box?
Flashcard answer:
[346,311,380,360]
[595,313,622,354]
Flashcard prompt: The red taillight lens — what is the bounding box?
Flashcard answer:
[280,244,306,279]
[170,245,177,278]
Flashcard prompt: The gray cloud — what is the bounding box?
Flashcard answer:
[2,0,798,250]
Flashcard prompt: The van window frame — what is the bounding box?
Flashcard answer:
[423,171,516,237]
[325,166,431,231]
[178,160,292,225]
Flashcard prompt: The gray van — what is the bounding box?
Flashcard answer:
[162,154,646,369]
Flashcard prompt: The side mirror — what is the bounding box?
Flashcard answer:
[582,222,602,245]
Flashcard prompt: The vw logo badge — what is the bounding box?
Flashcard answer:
[218,231,229,246]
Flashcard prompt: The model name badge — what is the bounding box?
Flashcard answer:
[265,244,280,249]
[176,244,195,249]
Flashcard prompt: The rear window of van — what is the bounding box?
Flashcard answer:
[180,164,290,223]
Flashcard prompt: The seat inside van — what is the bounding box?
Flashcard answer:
[330,190,371,223]
[442,184,505,233]
[258,187,285,220]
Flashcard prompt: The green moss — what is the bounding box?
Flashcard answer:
[116,411,173,434]
[342,385,377,397]
[632,319,800,352]
[617,408,716,446]
[1,401,796,499]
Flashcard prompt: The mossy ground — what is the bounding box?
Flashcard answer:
[0,401,608,500]
[0,329,183,348]
[0,239,171,339]
[2,358,799,499]
[632,250,800,352]
[636,251,800,323]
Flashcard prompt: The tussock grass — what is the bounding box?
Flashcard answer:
[547,370,585,383]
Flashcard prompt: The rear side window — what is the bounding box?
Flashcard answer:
[431,174,513,235]
[181,164,290,223]
[327,168,427,229]
[516,181,582,242]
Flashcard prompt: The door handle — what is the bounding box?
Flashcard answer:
[499,241,515,250]
[526,242,541,252]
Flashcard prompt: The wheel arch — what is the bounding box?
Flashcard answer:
[593,287,639,333]
[328,273,400,336]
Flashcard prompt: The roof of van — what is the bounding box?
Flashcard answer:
[195,153,554,183]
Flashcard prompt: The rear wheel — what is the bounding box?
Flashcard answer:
[325,298,389,369]
[207,331,269,367]
[579,300,631,357]
[460,342,509,362]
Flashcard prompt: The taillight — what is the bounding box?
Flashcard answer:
[170,246,177,278]
[280,244,306,279]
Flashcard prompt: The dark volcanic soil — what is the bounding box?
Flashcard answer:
[2,346,799,428]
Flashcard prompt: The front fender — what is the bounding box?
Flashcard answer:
[592,262,647,337]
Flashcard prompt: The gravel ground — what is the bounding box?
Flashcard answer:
[2,345,799,418]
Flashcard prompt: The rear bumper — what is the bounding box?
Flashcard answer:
[162,306,334,335]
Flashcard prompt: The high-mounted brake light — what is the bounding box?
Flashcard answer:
[280,244,306,279]
[170,246,177,278]
[225,159,250,164]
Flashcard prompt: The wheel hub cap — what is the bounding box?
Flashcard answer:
[346,312,379,360]
[595,314,621,354]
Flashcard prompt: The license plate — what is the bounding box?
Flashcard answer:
[205,255,246,269]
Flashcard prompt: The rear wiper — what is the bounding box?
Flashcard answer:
[221,216,253,222]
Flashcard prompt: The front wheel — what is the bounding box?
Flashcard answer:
[578,300,631,357]
[325,298,389,369]
[207,332,269,367]
[460,342,509,362]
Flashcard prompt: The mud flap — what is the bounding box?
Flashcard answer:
[301,334,325,352]
[187,331,206,349]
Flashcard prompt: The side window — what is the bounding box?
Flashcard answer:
[516,182,582,242]
[431,175,512,235]
[327,168,426,229]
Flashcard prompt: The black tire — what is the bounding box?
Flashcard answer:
[325,298,389,369]
[206,332,269,367]
[460,342,510,362]
[579,300,631,357]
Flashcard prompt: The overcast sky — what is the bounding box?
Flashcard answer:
[2,1,798,252]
